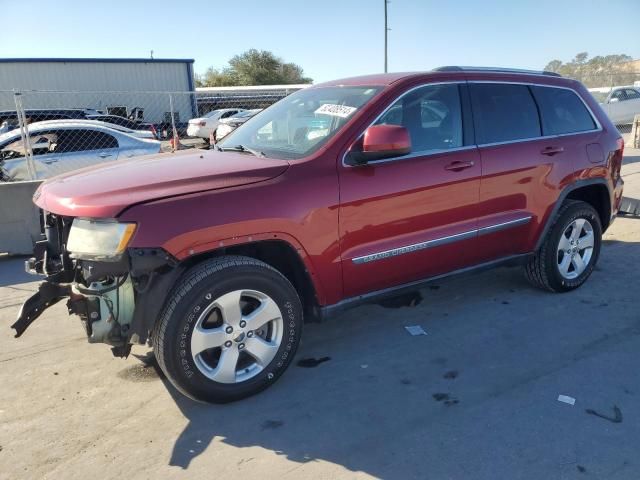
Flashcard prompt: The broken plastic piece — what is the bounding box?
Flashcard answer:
[557,395,576,405]
[405,325,427,336]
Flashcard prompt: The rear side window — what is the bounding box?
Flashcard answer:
[470,83,541,144]
[55,130,118,153]
[531,86,596,135]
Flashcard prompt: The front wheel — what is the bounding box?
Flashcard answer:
[525,200,602,292]
[153,256,303,403]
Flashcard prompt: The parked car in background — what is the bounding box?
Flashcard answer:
[0,109,89,130]
[13,68,624,404]
[187,108,245,141]
[214,109,263,142]
[595,86,640,125]
[86,114,159,138]
[0,121,161,181]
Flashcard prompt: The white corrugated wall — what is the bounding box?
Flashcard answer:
[0,60,195,123]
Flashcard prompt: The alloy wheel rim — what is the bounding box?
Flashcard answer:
[556,218,594,280]
[190,289,283,384]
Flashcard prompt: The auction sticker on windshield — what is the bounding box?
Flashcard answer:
[315,104,357,118]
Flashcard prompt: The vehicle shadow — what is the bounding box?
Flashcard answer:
[623,151,640,166]
[152,235,640,478]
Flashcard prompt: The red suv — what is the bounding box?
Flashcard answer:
[13,67,624,403]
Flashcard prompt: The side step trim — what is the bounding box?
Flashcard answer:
[321,253,532,320]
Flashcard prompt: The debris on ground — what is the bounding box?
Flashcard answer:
[404,325,428,336]
[261,420,284,430]
[618,197,640,216]
[557,395,576,405]
[586,405,623,423]
[433,393,459,406]
[296,357,331,368]
[378,291,423,308]
[443,370,458,379]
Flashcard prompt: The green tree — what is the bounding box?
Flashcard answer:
[196,49,312,87]
[544,52,635,87]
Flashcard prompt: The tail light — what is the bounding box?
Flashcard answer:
[612,137,624,180]
[149,124,158,139]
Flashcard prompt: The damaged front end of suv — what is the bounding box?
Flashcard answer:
[12,212,179,357]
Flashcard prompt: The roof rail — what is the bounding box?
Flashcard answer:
[433,66,562,77]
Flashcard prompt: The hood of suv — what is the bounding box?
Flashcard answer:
[34,149,289,218]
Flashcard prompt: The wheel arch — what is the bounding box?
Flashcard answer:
[179,239,323,322]
[535,179,611,251]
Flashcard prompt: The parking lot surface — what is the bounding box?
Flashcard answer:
[1,149,639,480]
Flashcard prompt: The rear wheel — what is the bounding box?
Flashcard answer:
[525,200,602,292]
[153,256,303,403]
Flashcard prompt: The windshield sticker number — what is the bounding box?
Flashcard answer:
[315,104,357,118]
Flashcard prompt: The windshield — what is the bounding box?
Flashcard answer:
[218,86,382,160]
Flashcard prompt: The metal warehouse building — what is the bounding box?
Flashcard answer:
[0,58,196,124]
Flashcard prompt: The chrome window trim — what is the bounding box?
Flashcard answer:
[351,215,532,264]
[342,80,603,168]
[468,80,603,133]
[355,145,478,166]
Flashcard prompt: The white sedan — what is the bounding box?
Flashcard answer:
[42,119,157,139]
[186,108,245,140]
[214,109,263,142]
[0,121,161,181]
[596,86,640,125]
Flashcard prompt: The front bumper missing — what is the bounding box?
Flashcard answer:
[12,213,180,355]
[11,282,72,337]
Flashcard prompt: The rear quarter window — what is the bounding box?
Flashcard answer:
[470,83,541,144]
[530,86,596,135]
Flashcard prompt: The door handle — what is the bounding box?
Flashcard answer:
[42,159,59,164]
[541,146,564,156]
[444,161,475,172]
[98,152,113,159]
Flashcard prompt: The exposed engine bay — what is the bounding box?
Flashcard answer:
[12,211,180,357]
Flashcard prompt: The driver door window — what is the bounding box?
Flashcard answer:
[1,132,58,160]
[375,83,463,152]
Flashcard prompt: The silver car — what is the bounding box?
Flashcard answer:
[0,121,161,181]
[595,86,640,125]
[40,119,158,139]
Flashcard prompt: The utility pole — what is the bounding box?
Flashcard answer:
[384,0,389,73]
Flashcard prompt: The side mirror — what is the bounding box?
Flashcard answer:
[346,124,411,165]
[609,97,619,103]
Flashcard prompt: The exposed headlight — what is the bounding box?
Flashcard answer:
[67,219,136,261]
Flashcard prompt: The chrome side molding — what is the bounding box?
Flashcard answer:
[352,215,532,264]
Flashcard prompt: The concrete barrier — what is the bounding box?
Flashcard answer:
[0,180,43,255]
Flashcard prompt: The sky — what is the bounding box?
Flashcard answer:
[1,0,638,83]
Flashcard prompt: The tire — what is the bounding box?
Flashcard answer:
[525,200,602,292]
[153,255,303,403]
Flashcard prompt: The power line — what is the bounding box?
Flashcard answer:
[384,0,389,73]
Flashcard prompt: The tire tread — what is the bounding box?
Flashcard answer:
[152,255,298,402]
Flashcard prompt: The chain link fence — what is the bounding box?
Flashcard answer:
[572,72,640,134]
[0,87,304,181]
[1,72,639,182]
